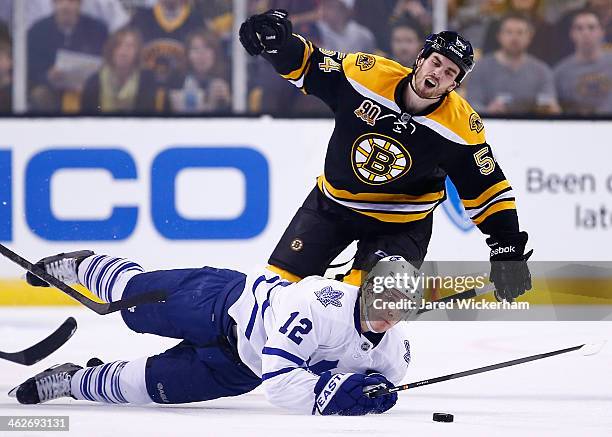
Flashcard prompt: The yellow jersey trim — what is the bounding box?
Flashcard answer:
[281,35,314,81]
[318,175,445,203]
[343,269,366,286]
[267,265,302,282]
[342,53,410,112]
[462,180,511,208]
[153,3,191,33]
[471,201,516,225]
[422,92,486,145]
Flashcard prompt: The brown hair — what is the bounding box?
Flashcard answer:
[185,28,227,79]
[103,27,143,70]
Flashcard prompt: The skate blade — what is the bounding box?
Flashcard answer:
[8,385,18,398]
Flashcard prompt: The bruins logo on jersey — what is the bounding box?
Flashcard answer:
[469,113,484,133]
[351,134,412,185]
[355,53,376,71]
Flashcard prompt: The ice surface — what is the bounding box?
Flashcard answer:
[1,308,611,437]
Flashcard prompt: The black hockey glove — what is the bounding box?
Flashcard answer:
[239,9,292,56]
[487,231,533,302]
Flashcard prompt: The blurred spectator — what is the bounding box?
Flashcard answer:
[315,0,376,52]
[130,0,204,86]
[194,0,234,38]
[26,0,130,32]
[481,0,555,64]
[553,0,612,64]
[0,1,11,28]
[466,13,560,114]
[167,29,231,113]
[0,18,8,43]
[448,0,496,50]
[256,0,321,42]
[27,0,108,112]
[389,15,424,66]
[249,58,331,116]
[81,27,162,113]
[353,0,397,52]
[391,0,432,33]
[0,38,11,113]
[554,9,612,115]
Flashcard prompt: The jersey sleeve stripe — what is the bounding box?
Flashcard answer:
[262,347,305,366]
[261,281,292,317]
[261,367,297,381]
[280,34,313,81]
[465,189,515,218]
[245,274,281,339]
[471,200,517,225]
[461,180,511,208]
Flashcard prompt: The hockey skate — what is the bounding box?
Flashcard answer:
[8,363,82,404]
[25,250,94,287]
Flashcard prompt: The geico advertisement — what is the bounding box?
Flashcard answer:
[0,119,611,278]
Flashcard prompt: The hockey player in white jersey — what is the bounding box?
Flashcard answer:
[11,251,421,415]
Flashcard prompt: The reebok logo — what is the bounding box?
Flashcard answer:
[491,246,515,256]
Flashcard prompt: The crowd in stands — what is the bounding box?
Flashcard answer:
[0,0,609,115]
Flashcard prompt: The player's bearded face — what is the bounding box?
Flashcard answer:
[412,53,459,99]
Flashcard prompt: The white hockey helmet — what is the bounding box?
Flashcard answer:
[359,256,424,333]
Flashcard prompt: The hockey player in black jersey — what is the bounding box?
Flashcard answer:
[239,10,532,302]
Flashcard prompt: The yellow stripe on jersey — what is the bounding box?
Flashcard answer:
[471,200,517,225]
[461,180,511,208]
[355,208,435,223]
[267,265,302,282]
[342,53,410,112]
[281,34,314,81]
[343,269,366,286]
[422,92,486,145]
[318,175,445,203]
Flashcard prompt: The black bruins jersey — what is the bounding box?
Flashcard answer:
[130,4,202,79]
[263,34,519,236]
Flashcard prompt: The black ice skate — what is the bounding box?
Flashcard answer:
[8,363,83,404]
[25,250,94,287]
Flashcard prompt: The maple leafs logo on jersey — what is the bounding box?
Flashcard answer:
[315,286,344,308]
[403,340,411,364]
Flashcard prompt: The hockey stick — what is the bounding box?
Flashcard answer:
[0,317,77,365]
[366,342,605,397]
[0,244,166,315]
[416,283,496,315]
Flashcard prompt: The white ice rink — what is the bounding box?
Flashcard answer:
[1,307,611,437]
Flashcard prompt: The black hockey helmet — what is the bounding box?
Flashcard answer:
[418,31,474,84]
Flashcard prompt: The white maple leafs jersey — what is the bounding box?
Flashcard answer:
[227,268,411,413]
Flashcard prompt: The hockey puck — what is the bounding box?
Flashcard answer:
[433,413,454,423]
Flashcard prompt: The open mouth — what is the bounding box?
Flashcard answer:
[424,77,437,89]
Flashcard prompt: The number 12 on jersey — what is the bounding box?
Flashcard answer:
[279,312,313,345]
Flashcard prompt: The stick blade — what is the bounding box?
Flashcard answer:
[0,317,77,365]
[580,341,606,356]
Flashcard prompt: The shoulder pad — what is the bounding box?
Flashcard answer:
[414,92,486,145]
[342,53,411,113]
